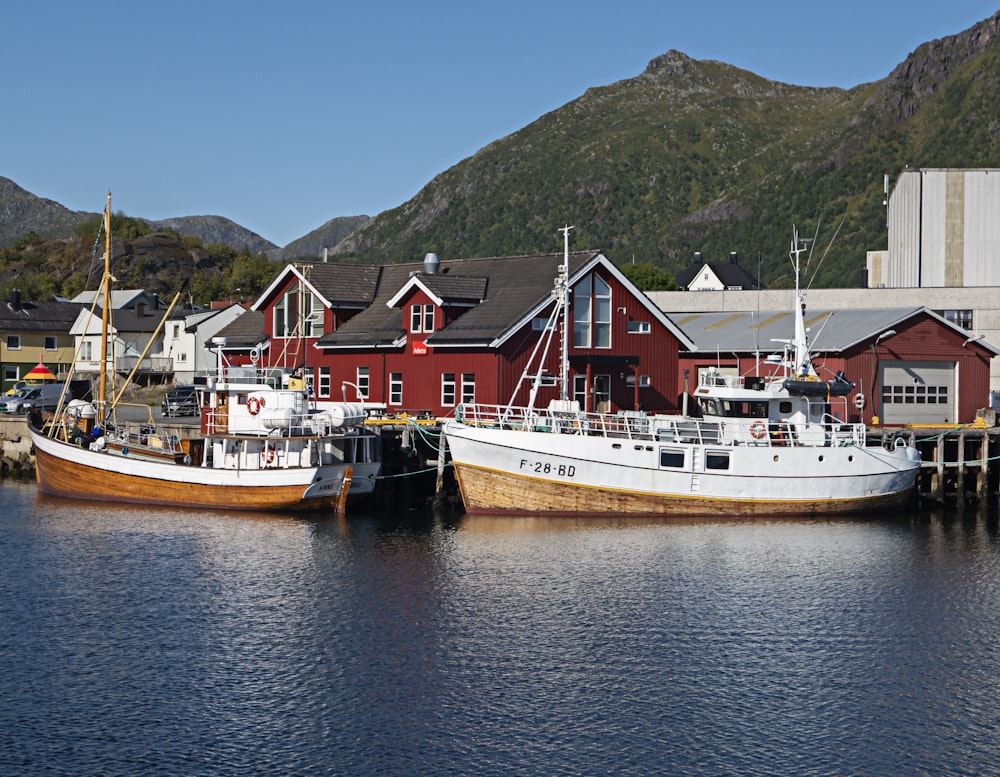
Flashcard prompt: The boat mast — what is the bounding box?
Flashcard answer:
[558,225,572,401]
[99,191,111,408]
[789,227,813,378]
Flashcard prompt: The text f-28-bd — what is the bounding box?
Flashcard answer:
[519,459,576,477]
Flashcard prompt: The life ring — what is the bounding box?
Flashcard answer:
[749,420,767,440]
[265,448,275,465]
[248,396,264,415]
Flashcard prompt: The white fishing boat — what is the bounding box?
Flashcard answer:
[28,193,381,513]
[444,227,921,517]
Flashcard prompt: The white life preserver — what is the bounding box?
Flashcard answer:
[749,420,767,440]
[247,396,264,415]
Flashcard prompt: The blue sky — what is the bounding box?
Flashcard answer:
[3,1,997,248]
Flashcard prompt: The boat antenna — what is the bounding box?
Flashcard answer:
[558,225,573,401]
[789,226,813,378]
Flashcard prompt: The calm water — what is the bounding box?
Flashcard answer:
[1,481,999,776]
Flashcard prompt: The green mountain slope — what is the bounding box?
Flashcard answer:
[335,12,1000,289]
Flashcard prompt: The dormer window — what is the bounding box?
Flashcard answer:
[410,303,434,333]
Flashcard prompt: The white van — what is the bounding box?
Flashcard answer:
[0,383,66,414]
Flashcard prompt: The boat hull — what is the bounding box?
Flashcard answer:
[30,427,378,513]
[445,422,920,517]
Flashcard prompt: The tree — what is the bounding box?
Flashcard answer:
[619,262,677,291]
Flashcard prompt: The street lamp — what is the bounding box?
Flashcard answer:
[870,329,896,425]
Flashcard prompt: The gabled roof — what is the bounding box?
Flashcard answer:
[316,253,594,349]
[0,299,82,333]
[212,309,267,350]
[675,260,762,290]
[252,262,382,312]
[386,273,488,308]
[71,289,159,310]
[673,307,1000,356]
[316,251,696,351]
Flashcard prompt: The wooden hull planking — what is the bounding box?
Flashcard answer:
[33,436,348,513]
[452,461,912,518]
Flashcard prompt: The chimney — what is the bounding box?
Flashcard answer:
[693,251,703,265]
[730,251,738,264]
[135,302,146,318]
[9,289,21,311]
[424,252,440,275]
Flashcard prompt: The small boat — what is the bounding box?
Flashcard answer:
[27,193,381,513]
[443,227,921,517]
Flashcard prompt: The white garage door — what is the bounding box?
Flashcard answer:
[879,360,955,424]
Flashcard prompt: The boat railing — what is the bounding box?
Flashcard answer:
[457,404,869,448]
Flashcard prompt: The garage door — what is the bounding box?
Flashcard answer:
[879,360,955,424]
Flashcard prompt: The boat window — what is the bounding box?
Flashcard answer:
[706,451,730,470]
[659,448,685,468]
[750,402,768,418]
[779,401,793,414]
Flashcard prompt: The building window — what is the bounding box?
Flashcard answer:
[44,336,57,350]
[882,384,948,405]
[177,352,187,363]
[626,320,650,334]
[410,303,435,333]
[626,374,652,389]
[317,367,331,398]
[941,309,973,330]
[81,341,92,360]
[461,373,476,404]
[356,366,369,400]
[441,373,456,406]
[532,316,556,331]
[172,324,181,338]
[302,290,324,337]
[389,372,403,405]
[274,290,291,337]
[573,274,611,348]
[6,335,20,350]
[573,375,588,408]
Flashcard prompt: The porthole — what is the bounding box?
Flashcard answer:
[818,455,824,462]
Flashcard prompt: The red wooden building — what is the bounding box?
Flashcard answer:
[218,251,694,418]
[673,306,998,425]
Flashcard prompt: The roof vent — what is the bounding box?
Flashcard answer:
[424,252,439,275]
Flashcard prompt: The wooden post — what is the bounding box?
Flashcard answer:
[334,465,353,516]
[957,431,966,500]
[978,431,989,502]
[932,436,945,502]
[434,431,449,506]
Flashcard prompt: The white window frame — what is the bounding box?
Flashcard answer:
[573,274,612,348]
[317,366,331,398]
[460,373,476,404]
[356,366,369,400]
[441,372,456,406]
[627,320,651,334]
[6,335,21,350]
[389,372,403,406]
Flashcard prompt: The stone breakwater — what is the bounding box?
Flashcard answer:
[0,417,35,479]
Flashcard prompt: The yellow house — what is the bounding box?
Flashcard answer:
[0,291,82,392]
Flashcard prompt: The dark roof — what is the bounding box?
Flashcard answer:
[212,309,266,348]
[0,298,83,332]
[293,262,383,307]
[418,274,489,303]
[316,252,598,349]
[675,260,762,290]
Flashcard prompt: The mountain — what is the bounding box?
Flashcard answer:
[3,12,1000,293]
[0,178,96,245]
[333,12,1000,288]
[276,215,373,261]
[145,216,277,254]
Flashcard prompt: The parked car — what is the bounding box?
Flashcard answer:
[162,386,199,417]
[0,383,65,414]
[4,380,37,397]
